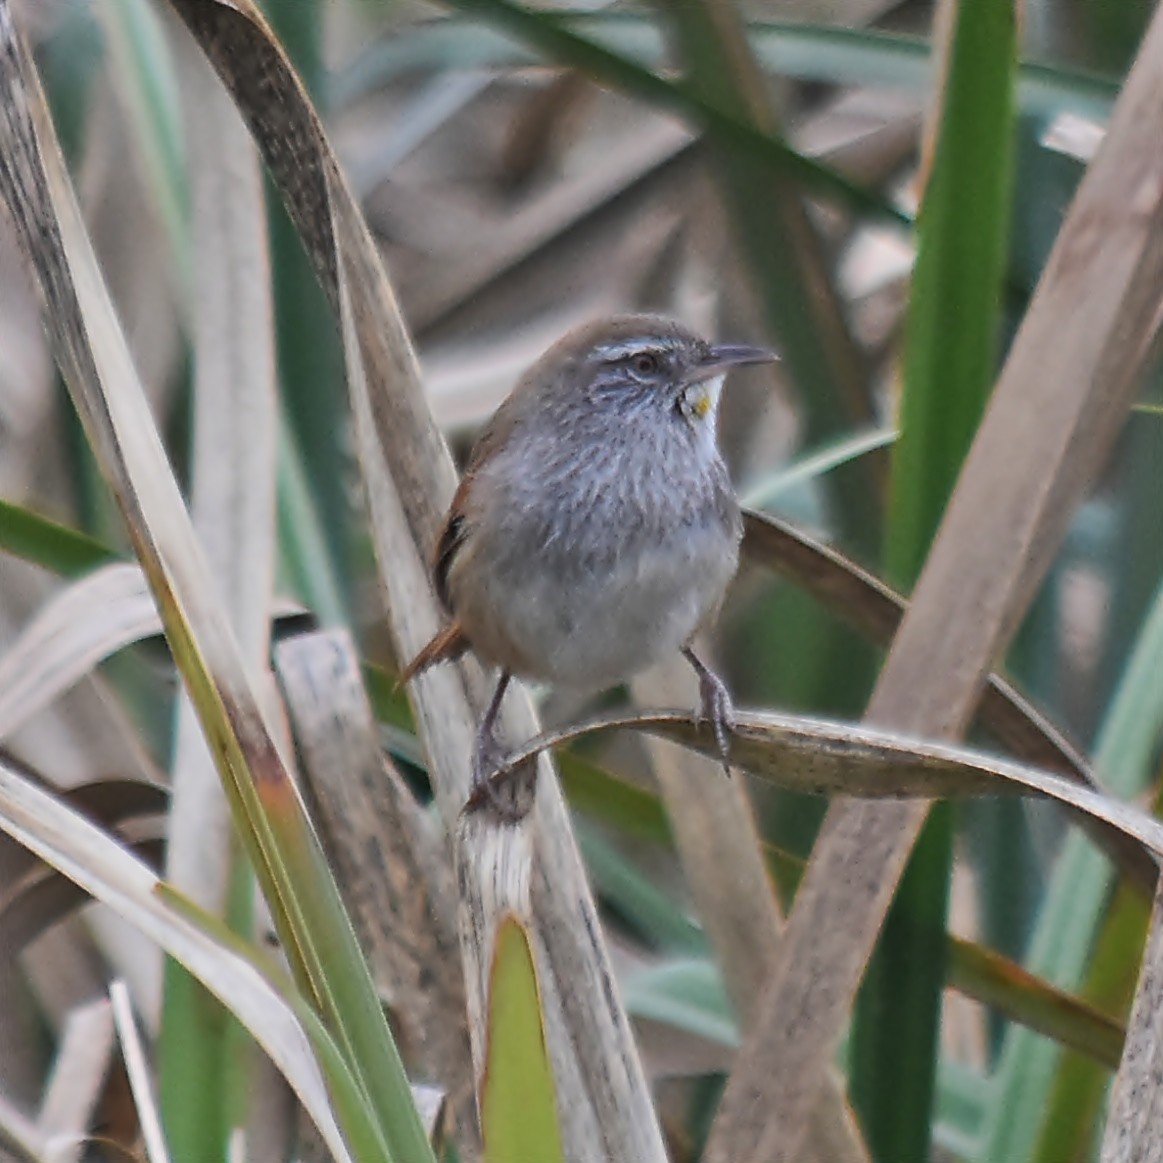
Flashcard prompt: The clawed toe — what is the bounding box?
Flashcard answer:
[701,676,734,775]
[468,728,526,818]
[466,686,535,820]
[463,671,528,819]
[683,646,735,776]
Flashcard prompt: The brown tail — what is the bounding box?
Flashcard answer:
[399,622,470,683]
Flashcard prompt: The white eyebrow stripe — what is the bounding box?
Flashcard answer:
[597,338,680,360]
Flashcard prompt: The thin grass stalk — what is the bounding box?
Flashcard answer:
[0,500,118,577]
[1033,881,1147,1161]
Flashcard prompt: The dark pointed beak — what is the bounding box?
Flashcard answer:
[685,342,778,384]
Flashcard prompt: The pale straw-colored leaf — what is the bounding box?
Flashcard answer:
[36,998,114,1163]
[484,708,1163,860]
[0,564,154,742]
[0,755,353,1163]
[274,629,479,1161]
[0,563,293,759]
[109,980,169,1163]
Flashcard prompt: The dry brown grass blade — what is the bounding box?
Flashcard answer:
[273,629,479,1161]
[1,833,165,955]
[162,2,668,1155]
[632,664,869,1163]
[704,5,1163,1155]
[0,767,167,960]
[741,508,1157,892]
[483,708,1163,859]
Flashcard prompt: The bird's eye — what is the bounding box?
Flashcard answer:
[632,352,660,376]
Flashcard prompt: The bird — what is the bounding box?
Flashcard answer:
[402,314,775,808]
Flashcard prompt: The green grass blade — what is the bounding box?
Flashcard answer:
[335,16,1117,124]
[851,2,1017,1158]
[1030,879,1147,1161]
[261,0,354,621]
[480,918,566,1163]
[886,14,1018,580]
[0,499,119,576]
[981,568,1163,1160]
[155,888,399,1163]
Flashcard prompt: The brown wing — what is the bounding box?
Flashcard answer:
[404,373,536,680]
[432,477,473,611]
[401,477,475,681]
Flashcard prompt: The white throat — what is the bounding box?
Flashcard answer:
[684,374,725,448]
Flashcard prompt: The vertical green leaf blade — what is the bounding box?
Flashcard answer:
[851,3,1017,1160]
[984,567,1163,1160]
[886,6,1019,578]
[481,918,566,1163]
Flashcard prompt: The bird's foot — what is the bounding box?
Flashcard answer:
[469,729,510,810]
[685,649,735,776]
[466,729,534,821]
[462,671,533,820]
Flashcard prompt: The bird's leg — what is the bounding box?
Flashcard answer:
[682,646,734,776]
[471,671,512,808]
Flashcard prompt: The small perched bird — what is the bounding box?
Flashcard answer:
[404,315,775,805]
